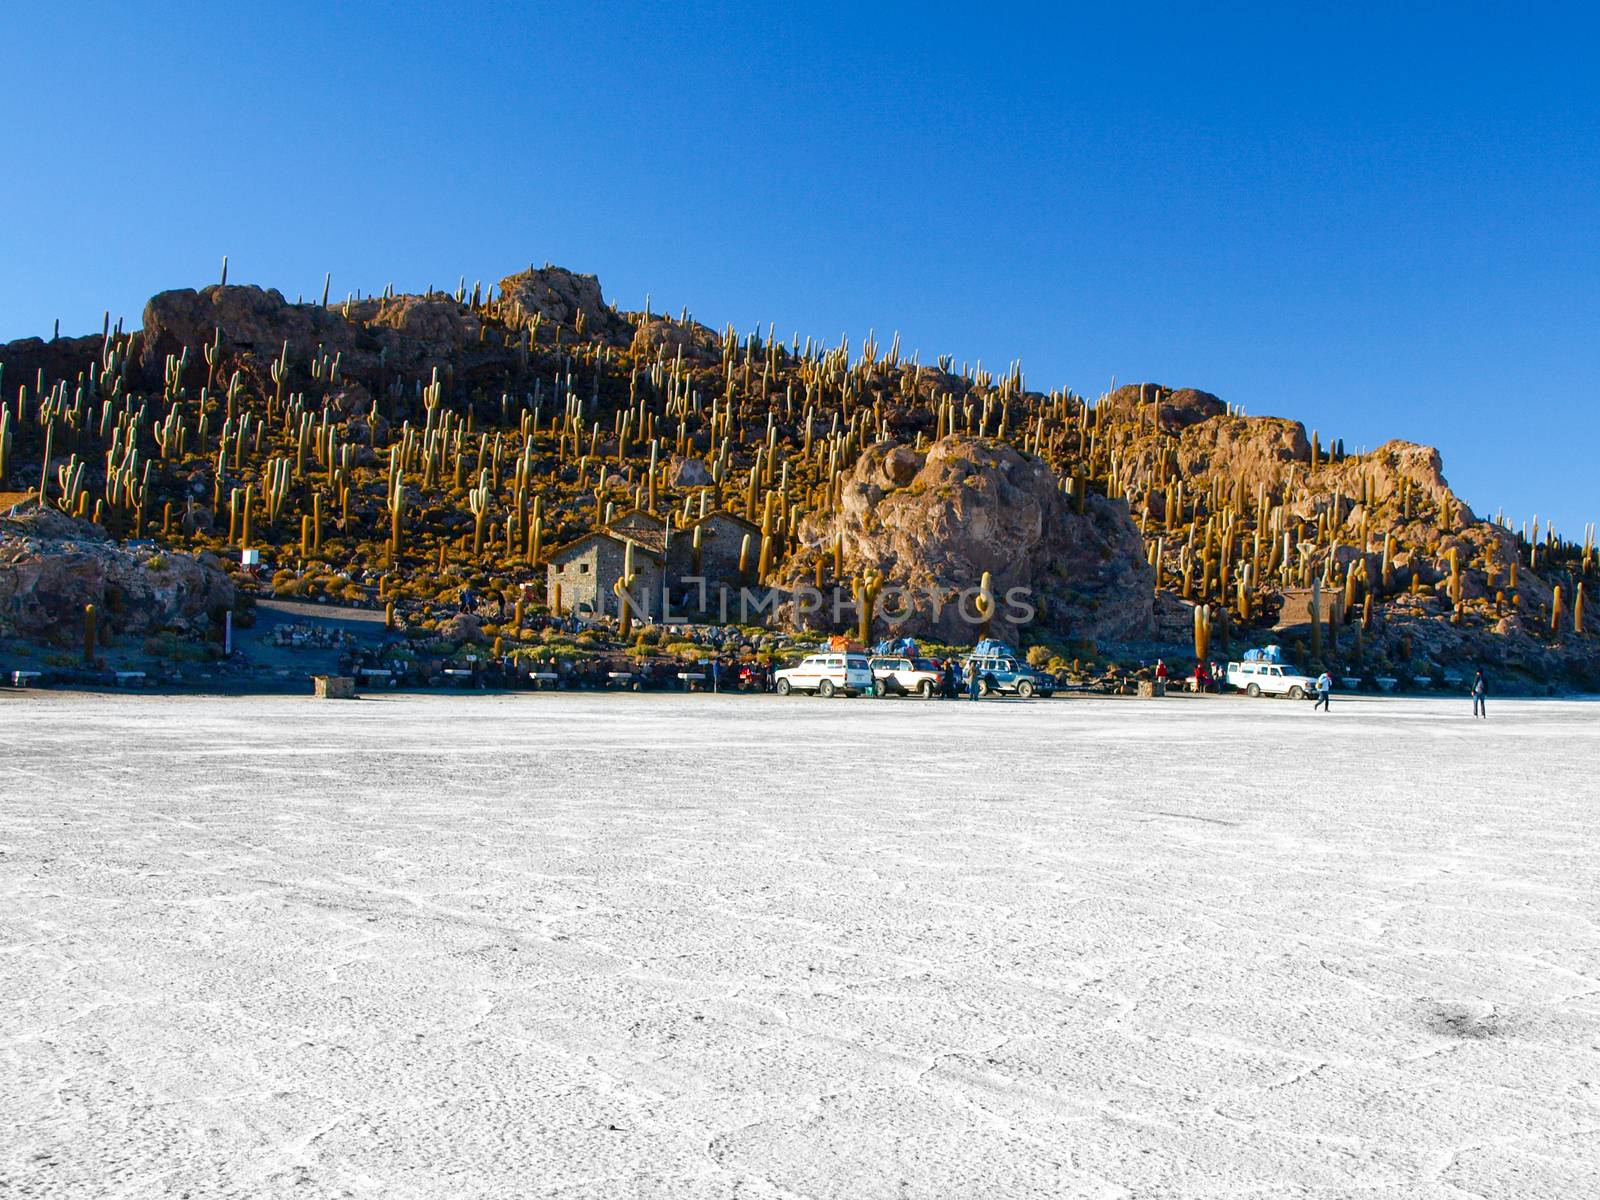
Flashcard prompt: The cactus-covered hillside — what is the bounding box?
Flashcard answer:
[0,262,1595,687]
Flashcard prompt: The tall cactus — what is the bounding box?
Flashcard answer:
[852,569,883,644]
[1193,602,1212,661]
[1310,576,1323,659]
[468,469,491,556]
[974,570,996,639]
[613,539,640,639]
[388,470,405,561]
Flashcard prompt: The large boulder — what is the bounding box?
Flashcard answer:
[141,284,353,365]
[1103,383,1226,433]
[0,508,233,641]
[784,437,1153,644]
[497,266,633,344]
[629,316,718,362]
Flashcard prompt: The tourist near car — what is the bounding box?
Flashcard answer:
[773,652,875,697]
[869,655,944,698]
[962,651,1056,698]
[1225,659,1319,699]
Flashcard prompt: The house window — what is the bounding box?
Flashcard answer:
[579,563,590,573]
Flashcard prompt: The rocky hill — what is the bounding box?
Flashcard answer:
[0,265,1594,688]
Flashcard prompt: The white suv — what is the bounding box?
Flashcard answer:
[1226,660,1318,699]
[775,653,875,697]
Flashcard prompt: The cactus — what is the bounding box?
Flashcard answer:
[1576,582,1586,635]
[974,570,996,638]
[613,539,639,639]
[1310,576,1323,659]
[468,469,491,555]
[83,603,97,667]
[388,469,405,561]
[1193,602,1211,660]
[852,569,883,644]
[1551,585,1564,638]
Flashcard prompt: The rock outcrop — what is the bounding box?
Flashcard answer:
[497,266,633,344]
[782,437,1153,644]
[0,508,233,641]
[138,285,515,385]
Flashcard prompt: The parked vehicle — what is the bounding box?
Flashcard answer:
[869,655,943,698]
[774,653,875,697]
[963,653,1055,698]
[1226,660,1318,699]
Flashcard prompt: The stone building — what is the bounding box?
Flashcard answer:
[545,508,765,623]
[545,530,665,621]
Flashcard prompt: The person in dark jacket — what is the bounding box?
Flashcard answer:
[1472,669,1488,718]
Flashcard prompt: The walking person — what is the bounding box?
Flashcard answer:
[967,659,982,701]
[1471,669,1488,719]
[1313,670,1333,711]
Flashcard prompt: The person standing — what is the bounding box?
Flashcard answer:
[1313,670,1333,711]
[968,659,982,701]
[1472,669,1488,719]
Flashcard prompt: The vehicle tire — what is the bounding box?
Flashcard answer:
[776,678,792,696]
[1288,685,1305,700]
[818,679,836,698]
[918,680,935,699]
[1246,683,1261,697]
[1015,678,1035,698]
[979,676,995,697]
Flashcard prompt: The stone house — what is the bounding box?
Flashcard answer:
[546,530,665,621]
[665,509,761,585]
[665,509,763,616]
[545,508,766,624]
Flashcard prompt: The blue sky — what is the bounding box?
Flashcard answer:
[4,2,1596,535]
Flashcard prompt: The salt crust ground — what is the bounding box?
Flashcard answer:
[1,690,1597,1200]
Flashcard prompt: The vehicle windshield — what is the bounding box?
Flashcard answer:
[846,657,869,669]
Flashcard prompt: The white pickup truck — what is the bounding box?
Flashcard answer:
[1226,660,1318,699]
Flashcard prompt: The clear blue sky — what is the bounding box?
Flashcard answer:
[5,3,1597,536]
